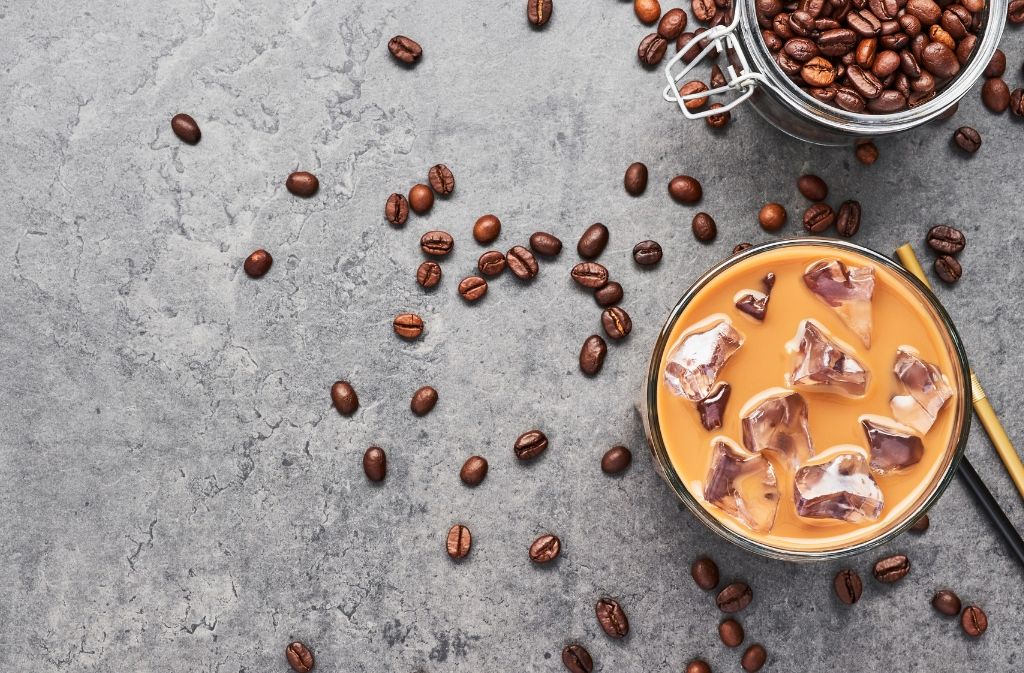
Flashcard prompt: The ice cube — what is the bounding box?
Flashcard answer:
[740,388,815,469]
[664,315,745,402]
[786,319,869,397]
[803,259,875,347]
[704,437,780,533]
[734,273,777,321]
[890,346,953,434]
[698,382,731,431]
[860,414,925,474]
[793,447,884,522]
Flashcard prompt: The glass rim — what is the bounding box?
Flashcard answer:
[643,238,972,561]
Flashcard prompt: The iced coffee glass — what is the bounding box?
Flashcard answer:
[643,239,970,561]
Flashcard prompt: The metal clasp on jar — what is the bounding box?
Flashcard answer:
[662,13,766,119]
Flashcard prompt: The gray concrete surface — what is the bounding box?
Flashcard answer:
[1,1,1022,671]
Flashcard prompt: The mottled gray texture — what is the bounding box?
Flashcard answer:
[1,1,1021,671]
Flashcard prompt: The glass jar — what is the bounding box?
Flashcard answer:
[662,1,1007,145]
[641,239,972,561]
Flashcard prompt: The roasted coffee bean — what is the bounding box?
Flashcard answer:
[910,513,931,532]
[363,446,386,482]
[719,618,745,647]
[692,212,717,241]
[1011,89,1024,117]
[678,79,710,110]
[855,141,879,165]
[790,9,817,35]
[955,33,976,64]
[835,85,867,111]
[458,275,488,302]
[941,5,972,38]
[906,0,941,24]
[693,0,717,21]
[818,28,858,56]
[578,223,610,258]
[286,171,319,197]
[926,225,966,254]
[171,113,201,144]
[388,35,422,63]
[929,25,955,51]
[759,202,787,231]
[710,64,727,89]
[409,183,434,214]
[244,249,273,278]
[706,103,732,128]
[686,661,712,673]
[981,77,1010,113]
[677,31,703,61]
[417,260,443,288]
[659,8,688,39]
[1011,0,1024,23]
[507,245,539,280]
[833,569,863,604]
[580,335,608,376]
[635,0,662,24]
[872,49,900,77]
[633,240,663,265]
[446,524,472,559]
[460,456,489,486]
[717,582,753,613]
[921,42,959,79]
[691,557,720,590]
[286,641,315,673]
[331,381,359,415]
[571,262,609,289]
[624,162,649,196]
[873,554,911,582]
[591,283,622,308]
[786,37,820,61]
[473,214,501,244]
[527,0,553,26]
[953,126,981,153]
[836,200,861,237]
[803,203,835,232]
[777,50,803,76]
[529,534,561,563]
[639,33,669,65]
[669,175,703,203]
[931,589,962,616]
[934,254,962,283]
[763,29,784,51]
[733,242,754,254]
[420,230,454,257]
[514,430,548,460]
[475,251,505,277]
[802,56,838,85]
[595,598,629,639]
[386,193,410,226]
[601,445,632,474]
[797,174,829,201]
[961,606,988,637]
[601,306,632,340]
[410,386,438,416]
[561,644,594,673]
[530,231,562,256]
[741,644,767,672]
[983,48,1006,78]
[393,313,424,339]
[427,164,454,195]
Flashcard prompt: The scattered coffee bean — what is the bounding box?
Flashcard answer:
[458,275,488,302]
[393,313,425,339]
[363,446,386,482]
[934,254,962,283]
[691,557,720,590]
[473,214,501,243]
[421,230,454,256]
[571,262,609,289]
[758,203,787,231]
[579,335,608,376]
[460,456,489,486]
[797,174,828,201]
[910,513,931,532]
[478,251,507,277]
[409,183,434,214]
[1012,0,1024,23]
[386,193,410,226]
[633,240,663,265]
[286,171,319,197]
[578,223,610,259]
[601,445,632,474]
[1010,89,1024,117]
[717,582,753,613]
[981,78,1010,113]
[635,0,661,24]
[410,386,439,416]
[527,0,553,26]
[170,113,201,144]
[601,306,632,340]
[686,660,711,673]
[244,249,273,278]
[515,430,548,460]
[594,282,623,307]
[984,49,1006,78]
[873,554,911,583]
[855,141,879,165]
[693,0,716,22]
[427,163,454,195]
[953,126,981,153]
[926,226,965,255]
[692,212,717,241]
[417,260,442,288]
[659,8,688,40]
[529,534,561,563]
[331,381,359,416]
[833,569,863,604]
[733,242,753,254]
[803,203,836,233]
[705,103,732,129]
[639,33,669,65]
[741,644,767,672]
[507,245,539,280]
[624,162,649,196]
[676,31,702,61]
[836,200,861,237]
[678,79,710,110]
[530,231,563,256]
[388,35,422,64]
[446,524,472,560]
[561,644,594,673]
[669,175,703,203]
[286,641,315,673]
[719,618,744,647]
[595,598,629,639]
[932,590,962,616]
[961,605,988,637]
[710,64,727,89]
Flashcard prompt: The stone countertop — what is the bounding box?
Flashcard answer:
[1,1,1021,671]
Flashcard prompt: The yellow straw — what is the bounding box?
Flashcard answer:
[895,243,1024,501]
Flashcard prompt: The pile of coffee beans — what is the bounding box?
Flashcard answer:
[925,223,966,283]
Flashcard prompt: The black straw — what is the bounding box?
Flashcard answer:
[956,457,1024,569]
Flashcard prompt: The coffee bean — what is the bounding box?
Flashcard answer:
[692,212,717,241]
[733,242,753,255]
[171,113,201,144]
[855,141,879,165]
[446,524,472,560]
[388,35,422,64]
[595,598,629,639]
[572,262,609,289]
[458,275,488,302]
[803,202,835,233]
[507,245,539,280]
[872,554,911,583]
[686,661,711,673]
[758,203,787,231]
[981,77,1010,113]
[669,175,703,203]
[1012,0,1024,23]
[633,240,663,266]
[659,8,688,39]
[921,42,959,79]
[797,174,828,201]
[802,56,837,86]
[515,430,548,460]
[1011,89,1024,117]
[529,534,561,563]
[719,618,745,647]
[706,103,732,129]
[417,260,442,288]
[836,200,861,237]
[577,223,610,259]
[833,569,863,604]
[530,232,562,256]
[594,282,623,307]
[909,513,931,532]
[527,0,553,26]
[639,33,670,65]
[678,79,710,110]
[716,582,753,613]
[478,251,507,276]
[961,606,988,637]
[244,249,273,278]
[410,386,438,416]
[408,183,434,214]
[693,0,716,22]
[473,214,501,243]
[331,381,359,415]
[561,644,594,673]
[460,455,489,486]
[386,193,410,226]
[932,589,962,616]
[953,126,981,153]
[677,31,703,62]
[579,335,608,376]
[393,313,425,339]
[601,306,632,340]
[983,48,1005,78]
[286,171,319,197]
[634,0,661,24]
[601,445,632,474]
[741,644,767,672]
[421,230,454,256]
[286,641,315,673]
[691,557,720,590]
[427,164,454,195]
[926,225,965,254]
[934,254,962,283]
[363,446,386,482]
[624,162,649,196]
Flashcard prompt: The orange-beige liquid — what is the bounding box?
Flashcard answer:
[656,244,961,552]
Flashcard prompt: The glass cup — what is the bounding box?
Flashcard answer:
[641,238,972,561]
